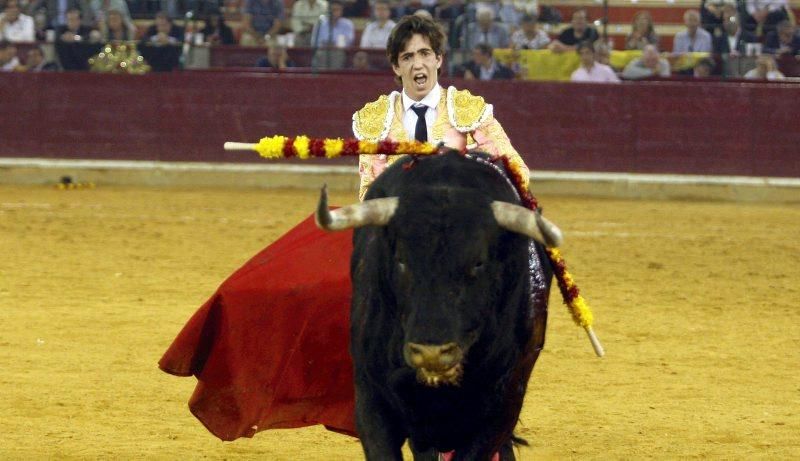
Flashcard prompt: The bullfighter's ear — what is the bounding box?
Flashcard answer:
[491,201,563,247]
[315,185,399,232]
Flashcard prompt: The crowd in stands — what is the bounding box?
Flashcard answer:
[1,0,799,81]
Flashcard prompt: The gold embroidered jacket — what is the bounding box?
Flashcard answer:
[352,86,530,200]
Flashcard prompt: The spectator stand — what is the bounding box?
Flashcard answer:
[493,48,712,81]
[7,0,800,78]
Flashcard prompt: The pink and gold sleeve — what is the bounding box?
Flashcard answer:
[358,154,376,201]
[359,153,399,201]
[472,116,531,190]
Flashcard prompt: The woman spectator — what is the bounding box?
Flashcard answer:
[625,11,658,50]
[200,12,235,45]
[256,42,294,69]
[744,54,785,80]
[100,9,131,41]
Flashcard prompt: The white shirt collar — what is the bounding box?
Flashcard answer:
[401,83,441,113]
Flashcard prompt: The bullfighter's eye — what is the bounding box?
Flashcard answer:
[468,261,485,278]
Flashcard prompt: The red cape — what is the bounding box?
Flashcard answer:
[158,214,357,440]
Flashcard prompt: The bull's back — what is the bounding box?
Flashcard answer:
[365,152,521,205]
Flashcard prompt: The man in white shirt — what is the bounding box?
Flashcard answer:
[0,3,35,42]
[673,9,713,53]
[359,0,394,49]
[291,0,327,46]
[570,41,620,83]
[622,44,671,79]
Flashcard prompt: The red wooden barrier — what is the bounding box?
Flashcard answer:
[0,72,798,178]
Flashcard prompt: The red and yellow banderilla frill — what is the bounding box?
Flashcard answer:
[225,135,604,357]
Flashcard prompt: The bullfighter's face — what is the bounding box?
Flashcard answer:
[392,33,442,102]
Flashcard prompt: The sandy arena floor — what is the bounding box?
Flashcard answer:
[0,184,798,460]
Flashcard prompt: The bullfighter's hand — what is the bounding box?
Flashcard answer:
[372,154,388,177]
[443,127,467,152]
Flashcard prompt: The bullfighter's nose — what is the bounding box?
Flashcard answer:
[404,342,462,371]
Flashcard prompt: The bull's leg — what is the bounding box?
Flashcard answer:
[498,439,517,461]
[449,385,527,461]
[355,384,406,461]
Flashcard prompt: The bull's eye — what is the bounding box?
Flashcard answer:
[468,261,485,278]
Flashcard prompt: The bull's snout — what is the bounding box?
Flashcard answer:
[404,342,464,386]
[404,342,462,370]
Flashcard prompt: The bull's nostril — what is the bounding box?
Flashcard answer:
[405,343,426,367]
[405,342,462,370]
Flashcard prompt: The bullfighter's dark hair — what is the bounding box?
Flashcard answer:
[386,15,446,68]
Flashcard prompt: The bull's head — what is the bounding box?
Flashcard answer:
[316,186,561,387]
[315,186,562,247]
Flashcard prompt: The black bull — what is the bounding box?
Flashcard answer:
[317,151,556,460]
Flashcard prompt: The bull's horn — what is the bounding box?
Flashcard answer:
[491,201,563,247]
[315,185,399,231]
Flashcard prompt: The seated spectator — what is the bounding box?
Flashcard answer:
[625,11,659,51]
[32,8,47,41]
[200,11,235,45]
[571,40,620,83]
[311,0,354,48]
[435,0,464,22]
[0,40,21,70]
[26,0,89,31]
[88,0,133,29]
[291,0,327,47]
[692,57,715,77]
[256,42,295,69]
[460,5,509,50]
[713,12,757,56]
[394,0,435,18]
[0,2,35,42]
[100,9,132,41]
[360,1,394,49]
[498,0,537,31]
[595,41,612,67]
[412,8,433,21]
[673,9,713,53]
[700,0,737,36]
[764,20,800,56]
[55,8,94,42]
[743,0,788,37]
[549,8,599,53]
[744,53,785,80]
[460,42,514,80]
[24,45,57,71]
[510,13,549,50]
[622,44,671,79]
[343,0,368,17]
[145,11,183,45]
[241,0,284,47]
[351,49,371,70]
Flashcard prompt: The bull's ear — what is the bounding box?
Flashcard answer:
[315,185,399,231]
[491,201,563,247]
